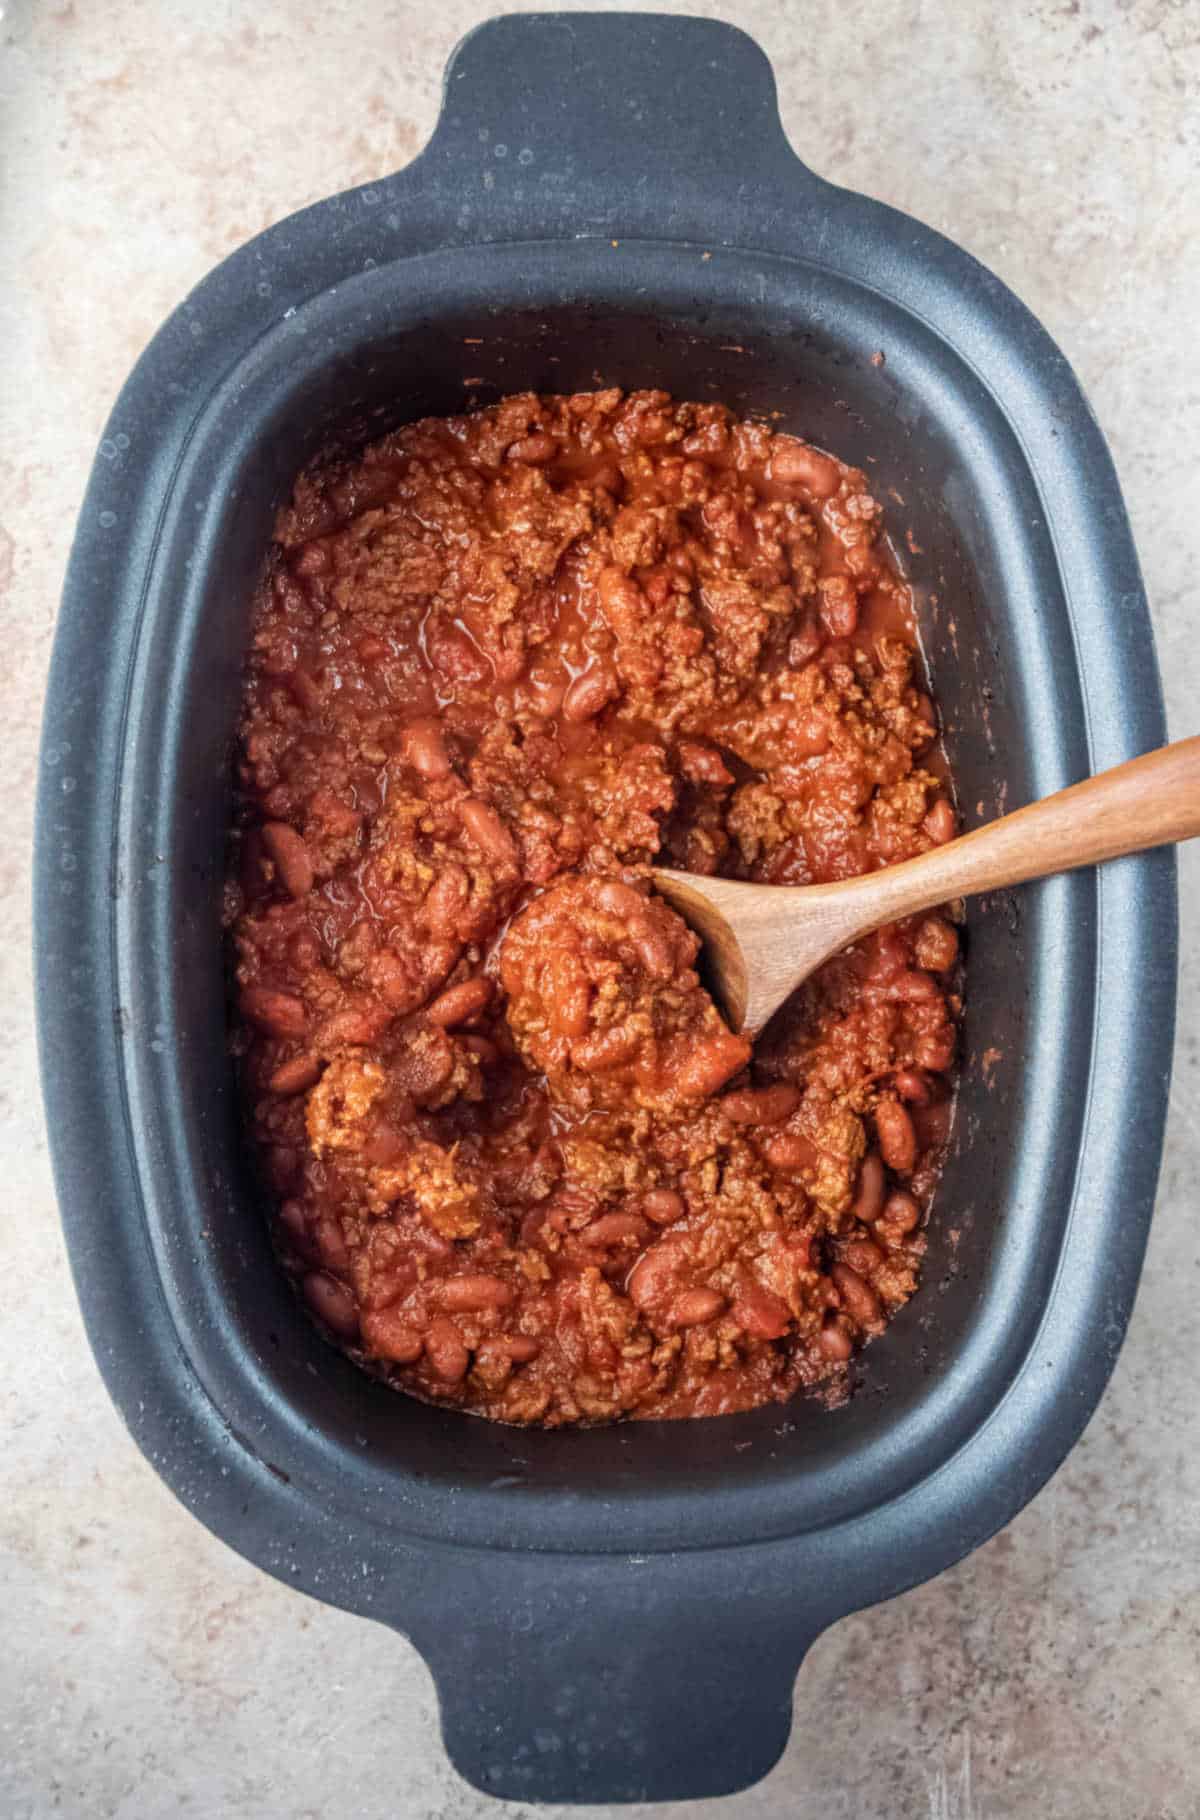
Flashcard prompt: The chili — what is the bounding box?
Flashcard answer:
[226,388,960,1426]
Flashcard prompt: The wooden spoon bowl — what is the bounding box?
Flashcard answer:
[654,736,1200,1034]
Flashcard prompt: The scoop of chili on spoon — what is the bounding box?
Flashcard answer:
[652,736,1200,1035]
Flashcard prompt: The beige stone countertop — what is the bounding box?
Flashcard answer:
[3,2,1198,1816]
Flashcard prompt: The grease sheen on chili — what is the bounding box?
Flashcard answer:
[226,388,961,1426]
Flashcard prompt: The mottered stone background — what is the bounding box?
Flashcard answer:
[2,2,1197,1816]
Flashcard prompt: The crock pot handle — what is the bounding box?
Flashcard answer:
[390,15,827,1804]
[420,11,822,235]
[407,1550,824,1803]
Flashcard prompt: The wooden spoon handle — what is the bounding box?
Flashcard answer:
[830,734,1200,933]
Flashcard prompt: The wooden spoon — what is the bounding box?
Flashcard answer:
[653,736,1200,1035]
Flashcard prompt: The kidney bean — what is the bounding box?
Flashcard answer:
[593,878,646,920]
[261,821,314,898]
[914,916,959,972]
[582,1211,650,1249]
[402,717,452,781]
[878,1190,921,1238]
[425,976,492,1028]
[548,1188,598,1236]
[460,798,517,868]
[367,1271,421,1322]
[552,1193,599,1249]
[562,666,618,723]
[852,1152,886,1223]
[818,1319,854,1362]
[888,969,939,1004]
[893,1069,930,1104]
[675,1033,751,1099]
[462,1034,499,1067]
[361,1309,425,1364]
[769,436,840,498]
[574,1024,640,1071]
[302,1271,359,1339]
[266,1144,301,1193]
[597,565,649,630]
[787,620,825,670]
[671,1287,727,1328]
[314,1214,350,1275]
[731,1282,792,1340]
[489,1333,542,1364]
[628,1238,686,1313]
[631,924,675,981]
[678,742,734,789]
[362,1117,406,1167]
[267,1052,321,1097]
[875,1098,917,1173]
[240,985,307,1039]
[507,431,558,464]
[765,1130,812,1171]
[841,1236,885,1274]
[642,1188,685,1226]
[424,1318,470,1383]
[507,1334,543,1364]
[426,616,489,685]
[721,1082,802,1127]
[416,1228,455,1262]
[924,798,957,845]
[438,1274,514,1313]
[423,864,469,940]
[548,951,591,1039]
[819,575,859,639]
[317,1002,393,1048]
[832,1263,882,1330]
[278,1198,314,1258]
[913,689,936,729]
[871,924,908,977]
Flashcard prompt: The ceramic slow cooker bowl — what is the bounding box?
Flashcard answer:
[35,13,1176,1804]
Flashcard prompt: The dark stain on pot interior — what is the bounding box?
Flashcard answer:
[34,13,1175,1805]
